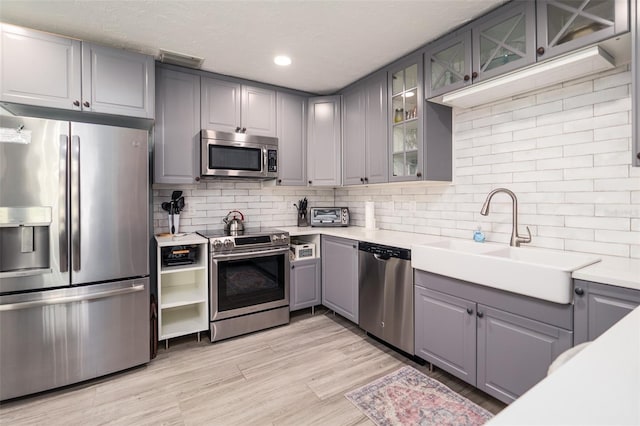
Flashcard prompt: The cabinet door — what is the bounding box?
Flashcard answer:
[81,43,155,118]
[342,85,366,185]
[536,0,629,60]
[0,24,82,110]
[414,286,477,385]
[307,96,341,186]
[632,0,639,167]
[241,85,276,136]
[154,67,201,184]
[388,53,423,182]
[574,280,640,345]
[201,77,241,133]
[276,92,307,186]
[472,1,536,83]
[364,72,389,184]
[477,305,572,404]
[425,31,472,99]
[290,258,321,311]
[321,236,358,323]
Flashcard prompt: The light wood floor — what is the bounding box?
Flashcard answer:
[0,308,505,425]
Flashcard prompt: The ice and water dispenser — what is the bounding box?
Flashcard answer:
[0,207,51,277]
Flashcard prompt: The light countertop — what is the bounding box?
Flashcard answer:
[487,305,640,425]
[279,226,640,292]
[155,233,208,247]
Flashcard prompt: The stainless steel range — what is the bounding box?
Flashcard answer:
[198,228,290,342]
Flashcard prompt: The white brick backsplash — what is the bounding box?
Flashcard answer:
[473,152,513,165]
[492,138,537,153]
[492,161,536,174]
[473,131,513,147]
[537,130,593,148]
[537,155,593,170]
[536,81,592,104]
[513,101,563,120]
[537,204,594,216]
[594,98,631,116]
[513,123,563,141]
[564,165,629,180]
[536,105,593,126]
[565,239,629,257]
[593,151,632,166]
[593,177,640,191]
[563,85,628,110]
[538,226,594,241]
[513,147,563,161]
[595,204,640,218]
[492,117,536,133]
[565,216,629,231]
[593,70,631,91]
[595,230,640,245]
[565,192,630,204]
[513,170,563,182]
[564,138,629,156]
[537,180,594,192]
[593,124,632,141]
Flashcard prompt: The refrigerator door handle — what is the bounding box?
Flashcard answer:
[71,135,81,272]
[0,284,145,311]
[59,135,69,273]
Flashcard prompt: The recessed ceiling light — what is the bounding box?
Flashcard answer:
[274,55,292,66]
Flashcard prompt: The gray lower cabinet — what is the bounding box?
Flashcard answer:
[307,96,342,186]
[290,258,321,311]
[633,0,639,167]
[276,92,307,186]
[321,236,358,323]
[415,270,573,405]
[154,66,201,184]
[0,24,154,119]
[574,279,640,345]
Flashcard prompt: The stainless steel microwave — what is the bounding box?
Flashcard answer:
[201,130,278,179]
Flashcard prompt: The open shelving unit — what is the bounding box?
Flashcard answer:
[155,234,209,348]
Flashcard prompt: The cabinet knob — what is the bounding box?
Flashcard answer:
[308,180,312,185]
[277,179,282,184]
[463,75,470,82]
[416,172,422,178]
[291,265,295,270]
[477,311,484,318]
[241,127,247,133]
[360,177,364,183]
[471,71,478,79]
[83,101,90,108]
[364,177,369,182]
[235,127,241,132]
[73,100,80,107]
[636,152,640,160]
[574,287,585,296]
[353,245,357,249]
[537,47,545,56]
[466,308,473,315]
[195,176,200,182]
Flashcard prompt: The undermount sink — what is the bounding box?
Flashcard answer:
[411,240,601,304]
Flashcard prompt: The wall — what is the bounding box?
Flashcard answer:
[335,65,639,259]
[152,181,334,234]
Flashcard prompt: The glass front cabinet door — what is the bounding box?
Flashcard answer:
[425,31,472,99]
[388,54,423,182]
[536,0,629,60]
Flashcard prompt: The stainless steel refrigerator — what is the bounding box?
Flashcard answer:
[0,111,150,400]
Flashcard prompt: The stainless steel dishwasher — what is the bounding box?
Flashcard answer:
[358,241,413,355]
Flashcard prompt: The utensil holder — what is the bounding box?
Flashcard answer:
[168,214,180,234]
[297,210,308,227]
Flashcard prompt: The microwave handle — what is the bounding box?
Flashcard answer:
[263,147,267,173]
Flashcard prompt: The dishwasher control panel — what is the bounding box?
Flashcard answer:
[358,241,411,260]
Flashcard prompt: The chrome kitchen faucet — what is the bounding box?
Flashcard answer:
[480,188,532,247]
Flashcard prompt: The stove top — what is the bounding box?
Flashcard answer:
[197,228,290,254]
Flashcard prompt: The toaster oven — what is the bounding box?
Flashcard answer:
[309,207,349,227]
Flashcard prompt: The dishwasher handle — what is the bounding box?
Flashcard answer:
[373,253,391,261]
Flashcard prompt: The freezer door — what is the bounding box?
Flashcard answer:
[0,113,70,293]
[0,278,150,400]
[70,122,149,284]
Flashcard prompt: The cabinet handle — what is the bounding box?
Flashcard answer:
[466,308,473,315]
[73,100,80,107]
[416,172,422,178]
[477,311,484,318]
[574,287,585,296]
[83,101,90,108]
[471,71,478,79]
[537,47,545,56]
[463,75,470,81]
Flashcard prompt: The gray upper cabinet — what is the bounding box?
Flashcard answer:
[343,71,389,186]
[536,0,630,60]
[81,43,155,119]
[201,77,276,137]
[0,24,82,110]
[276,92,307,186]
[321,235,358,323]
[389,53,423,182]
[307,96,341,186]
[154,66,201,184]
[574,280,640,345]
[633,0,639,166]
[425,31,472,99]
[0,24,154,119]
[472,0,536,83]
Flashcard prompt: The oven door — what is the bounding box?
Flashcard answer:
[211,247,289,321]
[201,139,267,178]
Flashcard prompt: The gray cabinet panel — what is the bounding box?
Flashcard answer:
[276,92,307,186]
[415,286,477,385]
[536,0,629,60]
[574,280,640,344]
[201,77,241,133]
[633,0,639,166]
[342,85,366,185]
[81,43,155,119]
[321,236,358,323]
[364,72,389,184]
[424,102,453,181]
[290,258,321,311]
[307,96,341,186]
[154,67,201,184]
[477,305,572,404]
[241,85,276,137]
[425,31,472,99]
[0,24,82,111]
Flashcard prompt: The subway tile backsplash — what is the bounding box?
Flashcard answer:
[153,65,639,259]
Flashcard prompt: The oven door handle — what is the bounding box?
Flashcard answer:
[211,247,290,261]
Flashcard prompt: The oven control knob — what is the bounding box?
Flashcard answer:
[223,239,234,249]
[212,240,223,250]
[280,234,288,243]
[272,234,280,242]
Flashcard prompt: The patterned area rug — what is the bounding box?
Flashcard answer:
[345,366,494,426]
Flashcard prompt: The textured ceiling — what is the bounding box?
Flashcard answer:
[0,0,506,94]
